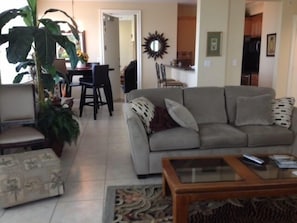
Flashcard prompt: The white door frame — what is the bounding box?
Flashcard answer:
[99,9,142,89]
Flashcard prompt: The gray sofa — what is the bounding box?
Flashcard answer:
[124,86,297,177]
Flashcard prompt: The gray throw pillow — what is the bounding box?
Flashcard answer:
[165,98,199,131]
[235,94,273,126]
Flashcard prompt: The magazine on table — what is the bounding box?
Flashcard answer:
[269,155,297,169]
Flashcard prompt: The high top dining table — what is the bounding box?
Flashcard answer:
[66,65,114,111]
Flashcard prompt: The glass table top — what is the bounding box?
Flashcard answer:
[170,158,242,184]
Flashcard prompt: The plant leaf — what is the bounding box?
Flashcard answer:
[41,72,55,91]
[13,72,28,83]
[44,8,78,31]
[19,5,34,26]
[55,35,79,68]
[27,0,36,25]
[6,27,34,63]
[34,28,56,67]
[0,9,20,32]
[15,60,35,72]
[0,34,8,45]
[39,19,61,35]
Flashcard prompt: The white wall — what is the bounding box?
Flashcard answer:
[225,0,246,85]
[196,0,229,87]
[275,0,297,97]
[258,1,282,88]
[196,0,245,87]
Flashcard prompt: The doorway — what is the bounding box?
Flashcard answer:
[241,12,263,86]
[242,0,282,88]
[99,9,142,100]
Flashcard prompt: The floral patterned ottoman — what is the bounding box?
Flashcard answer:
[0,148,64,208]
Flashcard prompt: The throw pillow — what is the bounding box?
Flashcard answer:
[130,97,155,134]
[272,97,295,128]
[235,94,273,126]
[164,98,199,131]
[149,106,178,133]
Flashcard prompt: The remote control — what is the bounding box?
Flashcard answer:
[243,154,264,165]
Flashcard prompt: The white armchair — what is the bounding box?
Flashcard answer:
[0,84,45,154]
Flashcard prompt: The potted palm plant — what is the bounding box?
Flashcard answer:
[0,0,80,156]
[38,97,80,157]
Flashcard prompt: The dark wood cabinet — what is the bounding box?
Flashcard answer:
[244,17,252,36]
[244,14,262,37]
[241,73,259,86]
[177,16,196,65]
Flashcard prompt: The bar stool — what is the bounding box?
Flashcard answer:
[155,62,162,87]
[79,64,113,120]
[155,62,176,88]
[160,63,184,88]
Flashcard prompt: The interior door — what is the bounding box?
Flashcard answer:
[103,14,121,101]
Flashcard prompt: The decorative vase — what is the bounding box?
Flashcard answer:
[77,61,86,68]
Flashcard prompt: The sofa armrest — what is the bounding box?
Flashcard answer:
[123,103,150,175]
[290,107,297,155]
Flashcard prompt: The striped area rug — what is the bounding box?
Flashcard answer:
[103,184,297,223]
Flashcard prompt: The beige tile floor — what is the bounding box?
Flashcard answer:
[0,96,161,223]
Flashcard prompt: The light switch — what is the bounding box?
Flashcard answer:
[204,60,211,67]
[232,59,237,66]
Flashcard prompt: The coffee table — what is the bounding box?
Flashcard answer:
[162,154,297,223]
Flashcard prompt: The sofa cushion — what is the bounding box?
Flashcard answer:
[149,127,200,152]
[237,125,294,147]
[165,98,198,131]
[225,86,275,124]
[272,97,295,128]
[199,123,247,149]
[183,87,227,124]
[127,88,183,108]
[235,94,273,126]
[130,97,155,134]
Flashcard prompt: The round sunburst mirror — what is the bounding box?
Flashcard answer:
[142,31,170,60]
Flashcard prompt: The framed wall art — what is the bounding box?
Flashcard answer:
[206,32,222,57]
[266,33,276,57]
[56,31,86,60]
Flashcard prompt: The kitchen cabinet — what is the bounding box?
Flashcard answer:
[177,16,196,65]
[244,17,252,36]
[244,13,262,37]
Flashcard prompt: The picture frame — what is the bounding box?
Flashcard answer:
[266,33,276,57]
[56,31,86,60]
[206,32,222,57]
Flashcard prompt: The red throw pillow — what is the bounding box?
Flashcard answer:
[149,106,178,133]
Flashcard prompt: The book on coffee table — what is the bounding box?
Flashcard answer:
[269,155,297,169]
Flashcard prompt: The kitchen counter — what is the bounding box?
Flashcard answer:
[165,64,195,71]
[165,65,197,87]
